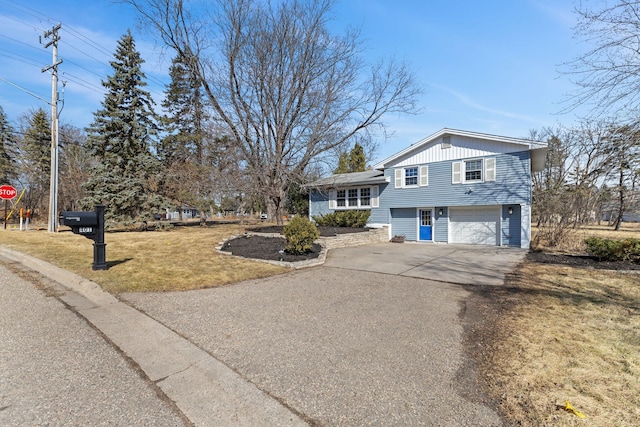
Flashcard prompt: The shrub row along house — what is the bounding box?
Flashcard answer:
[307,128,547,248]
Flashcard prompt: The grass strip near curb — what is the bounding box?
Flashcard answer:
[0,225,288,293]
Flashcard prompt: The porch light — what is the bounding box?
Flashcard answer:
[438,209,444,216]
[508,207,513,215]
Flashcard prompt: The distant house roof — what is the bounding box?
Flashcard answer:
[305,170,388,188]
[373,128,547,170]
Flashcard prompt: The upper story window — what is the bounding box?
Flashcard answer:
[465,160,483,182]
[394,166,428,188]
[452,158,496,184]
[405,167,418,186]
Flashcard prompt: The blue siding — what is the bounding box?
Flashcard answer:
[308,151,532,244]
[308,184,386,225]
[501,205,521,247]
[379,151,531,209]
[434,207,448,242]
[309,189,332,218]
[390,208,417,240]
[369,183,389,223]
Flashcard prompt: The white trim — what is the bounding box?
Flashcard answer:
[521,203,531,249]
[416,207,434,242]
[329,186,377,210]
[374,128,544,170]
[463,158,484,183]
[452,157,497,184]
[396,166,425,188]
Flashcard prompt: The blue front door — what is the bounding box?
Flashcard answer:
[419,209,432,241]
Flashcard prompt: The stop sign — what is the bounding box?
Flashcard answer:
[0,185,17,200]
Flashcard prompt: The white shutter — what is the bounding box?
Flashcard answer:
[394,169,403,188]
[328,190,336,209]
[485,158,496,181]
[371,186,379,208]
[419,165,428,186]
[452,162,462,184]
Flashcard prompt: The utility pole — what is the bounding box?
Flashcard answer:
[42,24,62,233]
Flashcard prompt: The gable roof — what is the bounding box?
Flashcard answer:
[305,169,388,188]
[373,128,546,170]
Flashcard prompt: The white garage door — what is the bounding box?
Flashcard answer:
[449,207,499,245]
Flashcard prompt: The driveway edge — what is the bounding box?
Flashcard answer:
[0,246,307,427]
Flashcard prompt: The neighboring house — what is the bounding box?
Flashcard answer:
[307,128,547,248]
[165,207,200,220]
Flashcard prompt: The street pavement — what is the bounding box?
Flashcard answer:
[0,242,525,426]
[0,262,187,426]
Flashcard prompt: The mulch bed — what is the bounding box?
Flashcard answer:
[526,251,640,271]
[221,226,370,262]
[220,235,322,262]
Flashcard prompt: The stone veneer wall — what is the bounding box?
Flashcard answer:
[319,227,389,250]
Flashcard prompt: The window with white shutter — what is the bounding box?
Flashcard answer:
[419,165,428,186]
[328,190,337,209]
[371,186,379,207]
[394,169,403,188]
[485,158,496,181]
[327,186,379,210]
[452,161,462,184]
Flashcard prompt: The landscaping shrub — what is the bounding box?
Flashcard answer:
[283,216,320,255]
[584,237,640,262]
[312,210,371,228]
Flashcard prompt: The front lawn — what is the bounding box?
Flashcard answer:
[0,224,287,293]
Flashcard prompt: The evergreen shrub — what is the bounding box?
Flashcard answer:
[584,237,640,262]
[312,210,370,228]
[283,216,320,255]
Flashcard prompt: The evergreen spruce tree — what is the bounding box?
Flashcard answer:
[348,143,366,173]
[0,106,17,184]
[334,152,349,174]
[334,143,367,174]
[83,30,163,223]
[160,54,207,164]
[18,108,51,213]
[159,53,213,219]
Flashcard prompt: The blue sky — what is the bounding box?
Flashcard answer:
[0,0,586,164]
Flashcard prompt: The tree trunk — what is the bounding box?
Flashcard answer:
[614,169,625,231]
[266,188,286,226]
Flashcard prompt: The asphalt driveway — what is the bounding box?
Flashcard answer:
[122,243,525,425]
[324,242,527,286]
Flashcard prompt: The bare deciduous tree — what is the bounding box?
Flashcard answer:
[564,1,640,119]
[125,0,420,224]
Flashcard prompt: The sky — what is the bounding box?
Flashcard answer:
[0,0,589,165]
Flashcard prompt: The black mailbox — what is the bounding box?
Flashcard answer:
[60,206,107,270]
[61,211,98,235]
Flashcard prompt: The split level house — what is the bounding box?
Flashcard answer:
[307,128,547,248]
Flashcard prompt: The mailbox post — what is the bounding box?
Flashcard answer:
[61,205,107,270]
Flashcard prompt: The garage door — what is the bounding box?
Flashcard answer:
[449,207,499,245]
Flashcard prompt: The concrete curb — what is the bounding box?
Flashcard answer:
[0,246,307,427]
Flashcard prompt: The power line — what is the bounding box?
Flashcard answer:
[0,49,43,68]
